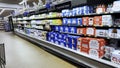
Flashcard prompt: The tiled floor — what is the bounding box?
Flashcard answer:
[0,31,77,68]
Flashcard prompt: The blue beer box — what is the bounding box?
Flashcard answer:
[68,10,73,17]
[50,32,54,38]
[65,35,70,44]
[83,6,90,14]
[60,40,66,47]
[50,39,55,43]
[55,26,60,31]
[55,40,60,45]
[72,44,77,50]
[77,18,83,26]
[80,7,84,15]
[58,34,63,39]
[63,18,68,25]
[64,27,70,33]
[68,44,77,50]
[72,8,77,16]
[67,19,72,25]
[89,6,94,13]
[47,36,51,41]
[62,10,69,17]
[54,33,59,40]
[70,27,77,33]
[66,43,69,48]
[60,26,64,32]
[68,35,80,45]
[62,34,67,40]
[71,18,77,25]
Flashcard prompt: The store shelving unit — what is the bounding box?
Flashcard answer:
[12,0,120,68]
[0,20,5,30]
[15,30,120,68]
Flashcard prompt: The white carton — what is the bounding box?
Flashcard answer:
[96,29,108,37]
[109,29,120,38]
[111,50,120,65]
[112,1,120,12]
[102,15,113,26]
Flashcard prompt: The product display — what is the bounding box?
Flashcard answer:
[109,29,120,38]
[111,50,120,65]
[88,17,94,26]
[78,37,106,58]
[102,15,113,26]
[94,16,102,26]
[112,1,120,12]
[86,27,96,36]
[77,28,86,35]
[82,17,89,26]
[13,0,120,67]
[105,46,115,59]
[96,29,108,37]
[96,4,106,13]
[114,18,120,26]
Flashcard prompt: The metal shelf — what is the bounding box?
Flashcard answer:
[63,12,120,18]
[54,31,120,40]
[16,12,120,21]
[16,17,62,21]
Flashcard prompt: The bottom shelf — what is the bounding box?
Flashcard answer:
[14,30,120,68]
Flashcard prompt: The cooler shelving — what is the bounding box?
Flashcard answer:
[12,0,120,68]
[15,30,120,68]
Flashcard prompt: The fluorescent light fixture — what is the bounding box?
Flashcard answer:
[19,0,28,5]
[0,9,5,15]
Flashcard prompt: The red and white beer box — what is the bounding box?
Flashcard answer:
[82,17,89,26]
[86,27,96,36]
[111,50,120,65]
[89,17,94,26]
[89,49,105,58]
[80,38,90,54]
[89,38,106,50]
[77,28,86,35]
[94,16,102,26]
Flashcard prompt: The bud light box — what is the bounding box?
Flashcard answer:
[63,18,68,25]
[60,26,64,32]
[62,10,70,17]
[71,18,78,26]
[55,40,60,45]
[77,18,83,26]
[58,34,63,39]
[55,26,60,31]
[60,40,66,47]
[67,19,72,25]
[67,35,80,50]
[63,34,67,40]
[70,27,77,34]
[64,27,70,33]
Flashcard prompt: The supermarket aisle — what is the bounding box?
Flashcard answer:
[0,31,77,68]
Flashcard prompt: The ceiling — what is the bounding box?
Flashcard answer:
[0,0,45,17]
